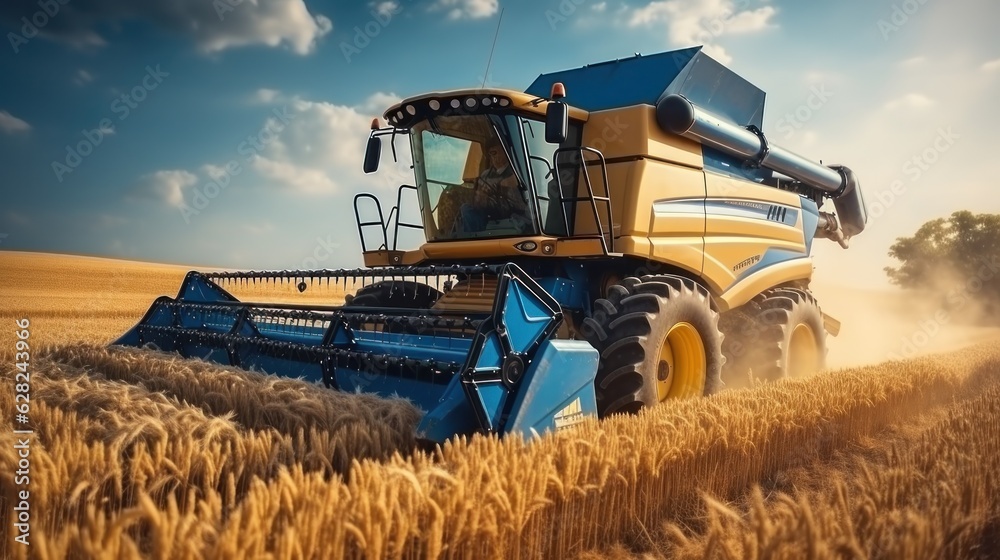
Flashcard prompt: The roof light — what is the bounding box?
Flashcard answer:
[450,99,461,109]
[429,99,440,110]
[370,118,380,130]
[551,82,566,100]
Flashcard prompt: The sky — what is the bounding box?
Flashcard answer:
[0,0,998,289]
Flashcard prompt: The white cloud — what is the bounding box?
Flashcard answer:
[370,1,401,18]
[983,58,1000,72]
[251,157,338,195]
[0,0,332,55]
[138,170,199,207]
[884,93,935,110]
[359,92,403,116]
[246,92,412,196]
[253,88,283,104]
[900,56,925,67]
[626,0,776,64]
[0,110,31,134]
[430,0,499,20]
[592,2,607,12]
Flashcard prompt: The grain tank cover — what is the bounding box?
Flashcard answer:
[525,47,765,129]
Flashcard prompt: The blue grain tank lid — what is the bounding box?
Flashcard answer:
[525,47,766,129]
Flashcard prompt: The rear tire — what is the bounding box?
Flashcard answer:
[728,288,827,382]
[719,301,760,388]
[582,275,724,417]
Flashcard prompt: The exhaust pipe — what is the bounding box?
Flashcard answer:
[656,94,867,238]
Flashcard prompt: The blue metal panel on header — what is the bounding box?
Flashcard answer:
[526,47,765,129]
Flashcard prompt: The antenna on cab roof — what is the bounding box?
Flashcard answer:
[481,8,505,89]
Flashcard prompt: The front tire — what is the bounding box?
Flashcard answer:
[346,280,442,308]
[582,275,724,417]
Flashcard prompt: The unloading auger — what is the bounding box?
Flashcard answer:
[118,47,868,443]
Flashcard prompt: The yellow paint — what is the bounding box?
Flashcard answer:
[717,258,814,311]
[658,321,707,401]
[581,105,703,169]
[699,171,809,294]
[366,99,816,309]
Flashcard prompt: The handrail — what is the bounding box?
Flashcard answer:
[552,147,615,254]
[353,193,389,252]
[392,184,424,251]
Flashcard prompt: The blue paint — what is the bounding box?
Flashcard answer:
[536,276,588,310]
[655,197,799,228]
[115,264,602,444]
[800,197,820,253]
[525,47,765,129]
[736,247,809,282]
[504,340,599,438]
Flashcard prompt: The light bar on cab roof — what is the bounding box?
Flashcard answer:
[384,94,514,128]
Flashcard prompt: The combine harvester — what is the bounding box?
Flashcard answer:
[117,48,867,443]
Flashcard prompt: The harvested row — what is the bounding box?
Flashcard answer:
[45,344,421,453]
[12,342,998,559]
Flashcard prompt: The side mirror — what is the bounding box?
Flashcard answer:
[363,135,381,174]
[545,101,567,144]
[545,82,568,144]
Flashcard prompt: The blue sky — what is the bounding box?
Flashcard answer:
[0,0,998,287]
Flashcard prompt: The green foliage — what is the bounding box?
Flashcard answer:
[886,211,1000,302]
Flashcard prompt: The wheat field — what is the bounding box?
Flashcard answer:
[1,251,998,559]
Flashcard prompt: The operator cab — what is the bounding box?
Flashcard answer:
[363,89,585,247]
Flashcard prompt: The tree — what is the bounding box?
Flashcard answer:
[886,211,1000,314]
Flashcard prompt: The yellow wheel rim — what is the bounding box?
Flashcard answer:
[788,323,820,376]
[656,322,707,402]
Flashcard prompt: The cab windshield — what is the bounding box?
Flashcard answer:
[411,114,564,241]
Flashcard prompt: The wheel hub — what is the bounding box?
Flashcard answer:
[656,322,707,401]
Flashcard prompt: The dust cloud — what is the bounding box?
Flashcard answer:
[811,280,1000,370]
